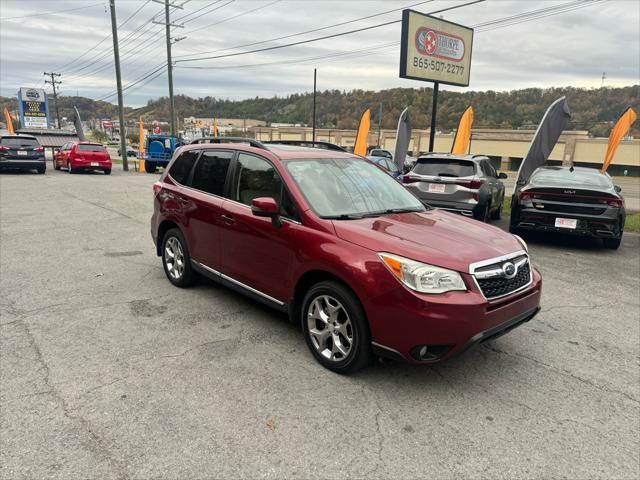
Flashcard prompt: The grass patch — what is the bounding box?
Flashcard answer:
[503,196,640,233]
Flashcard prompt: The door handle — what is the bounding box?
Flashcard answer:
[221,214,235,224]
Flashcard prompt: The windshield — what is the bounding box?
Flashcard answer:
[413,158,475,177]
[285,157,424,219]
[77,144,106,152]
[1,137,39,148]
[530,168,612,188]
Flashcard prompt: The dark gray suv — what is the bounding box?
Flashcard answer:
[0,134,46,174]
[402,154,507,222]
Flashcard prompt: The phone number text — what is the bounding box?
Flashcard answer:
[412,56,465,75]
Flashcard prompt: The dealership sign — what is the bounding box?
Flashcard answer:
[400,10,473,87]
[17,88,50,128]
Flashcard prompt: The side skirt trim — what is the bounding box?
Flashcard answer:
[191,259,287,310]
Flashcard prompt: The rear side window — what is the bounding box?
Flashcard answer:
[235,153,282,206]
[1,137,39,147]
[413,158,475,177]
[169,150,199,185]
[77,144,106,152]
[191,150,233,196]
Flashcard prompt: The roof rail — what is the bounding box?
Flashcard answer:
[263,140,347,152]
[190,137,267,149]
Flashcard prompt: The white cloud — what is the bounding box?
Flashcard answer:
[1,0,638,106]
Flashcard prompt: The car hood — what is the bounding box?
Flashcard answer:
[332,209,523,273]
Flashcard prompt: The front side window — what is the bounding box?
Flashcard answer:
[169,150,199,185]
[235,153,282,206]
[191,150,233,196]
[285,157,424,219]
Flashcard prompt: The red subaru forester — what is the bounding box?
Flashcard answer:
[151,140,541,373]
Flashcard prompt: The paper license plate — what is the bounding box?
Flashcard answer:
[555,217,577,229]
[91,162,99,166]
[428,183,446,193]
[17,150,27,156]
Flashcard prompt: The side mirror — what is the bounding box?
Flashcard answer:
[498,172,508,179]
[615,185,622,193]
[251,197,281,227]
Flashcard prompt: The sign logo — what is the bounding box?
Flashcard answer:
[415,27,465,62]
[502,262,517,279]
[25,89,40,100]
[564,190,576,194]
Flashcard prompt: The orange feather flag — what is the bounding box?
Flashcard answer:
[601,107,637,173]
[3,106,14,134]
[139,115,144,157]
[353,109,371,156]
[451,106,474,155]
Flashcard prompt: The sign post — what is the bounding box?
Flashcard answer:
[399,9,473,152]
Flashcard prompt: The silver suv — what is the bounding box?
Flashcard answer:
[402,154,508,222]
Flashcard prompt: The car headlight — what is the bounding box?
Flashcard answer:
[378,253,466,294]
[513,234,528,252]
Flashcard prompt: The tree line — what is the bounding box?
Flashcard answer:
[2,85,638,137]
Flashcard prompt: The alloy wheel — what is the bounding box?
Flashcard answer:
[164,237,185,280]
[307,295,354,362]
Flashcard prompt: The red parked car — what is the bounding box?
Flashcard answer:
[151,140,542,373]
[54,141,112,174]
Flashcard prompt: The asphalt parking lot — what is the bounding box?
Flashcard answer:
[1,165,639,479]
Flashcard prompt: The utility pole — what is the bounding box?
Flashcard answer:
[44,72,61,128]
[428,82,439,152]
[312,68,317,143]
[377,102,382,148]
[153,0,184,137]
[601,72,606,88]
[109,0,128,171]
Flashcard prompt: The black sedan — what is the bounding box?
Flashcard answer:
[510,166,625,249]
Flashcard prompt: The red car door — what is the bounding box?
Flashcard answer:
[183,149,235,272]
[219,152,301,303]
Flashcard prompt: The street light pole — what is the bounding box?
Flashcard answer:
[312,68,317,143]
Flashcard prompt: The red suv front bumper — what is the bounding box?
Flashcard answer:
[366,267,542,363]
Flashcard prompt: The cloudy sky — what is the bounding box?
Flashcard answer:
[1,0,638,106]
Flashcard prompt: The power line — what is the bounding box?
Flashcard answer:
[175,0,484,65]
[0,2,103,21]
[175,0,434,59]
[54,0,154,72]
[173,0,225,22]
[185,0,281,35]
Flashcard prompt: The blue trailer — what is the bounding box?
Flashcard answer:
[142,134,180,173]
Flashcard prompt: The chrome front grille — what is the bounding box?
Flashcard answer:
[470,252,532,300]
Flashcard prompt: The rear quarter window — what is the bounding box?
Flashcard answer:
[413,159,476,177]
[168,150,199,185]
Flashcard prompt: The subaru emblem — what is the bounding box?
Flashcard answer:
[502,262,517,279]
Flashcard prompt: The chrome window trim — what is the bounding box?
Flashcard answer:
[223,197,303,225]
[192,260,285,306]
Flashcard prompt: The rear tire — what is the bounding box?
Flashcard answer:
[37,166,45,174]
[490,200,502,220]
[603,235,622,250]
[301,281,372,374]
[161,228,197,287]
[474,203,489,223]
[145,161,157,173]
[104,169,111,175]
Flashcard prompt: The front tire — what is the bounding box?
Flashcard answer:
[161,228,197,287]
[68,162,75,174]
[302,281,372,374]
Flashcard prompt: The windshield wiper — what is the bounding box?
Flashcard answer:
[382,207,425,214]
[323,214,366,220]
